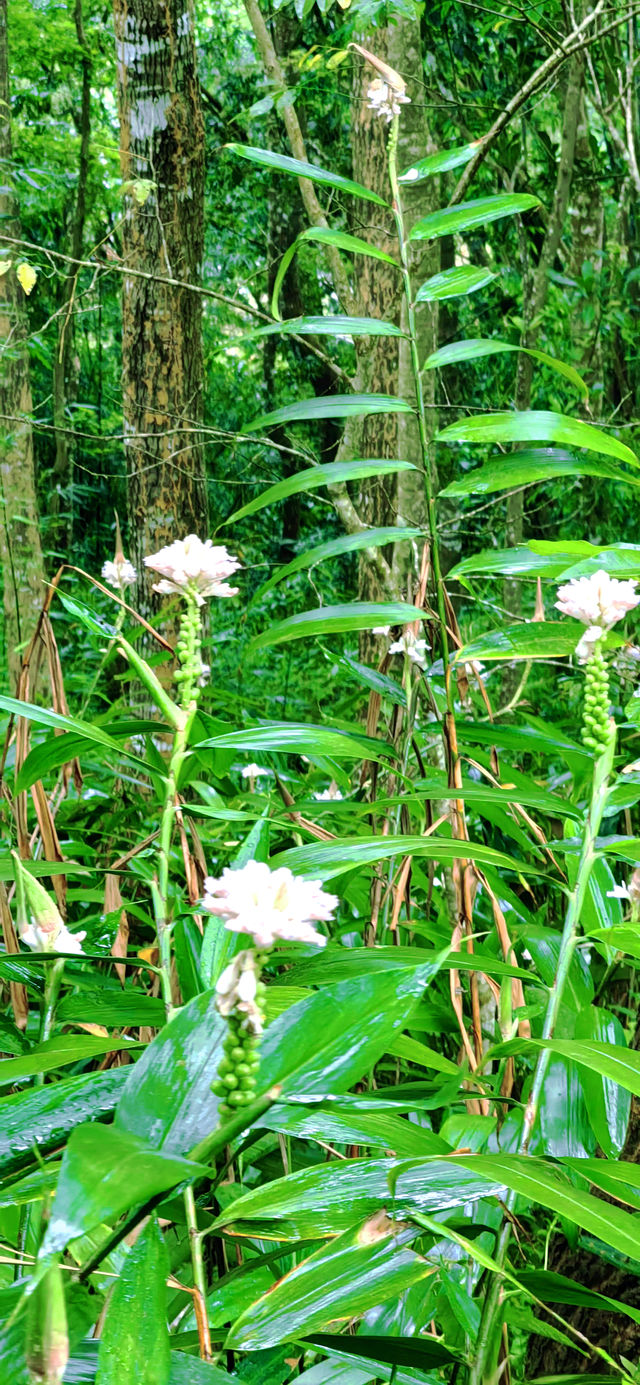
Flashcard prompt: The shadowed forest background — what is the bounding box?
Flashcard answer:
[5,1,640,1382]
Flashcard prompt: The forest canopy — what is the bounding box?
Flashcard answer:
[3,1,640,1382]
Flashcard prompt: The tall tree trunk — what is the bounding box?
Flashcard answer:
[50,0,91,558]
[0,0,47,692]
[388,18,440,591]
[113,0,208,619]
[503,47,584,631]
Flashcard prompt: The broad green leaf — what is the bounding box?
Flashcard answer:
[388,1034,459,1076]
[225,143,388,206]
[115,989,224,1153]
[587,926,640,961]
[272,833,546,882]
[575,1009,631,1158]
[409,193,539,241]
[215,1157,505,1239]
[411,776,580,821]
[399,141,481,182]
[96,1218,170,1385]
[57,991,165,1027]
[449,1153,640,1261]
[264,1104,450,1158]
[0,1166,59,1209]
[195,721,393,762]
[282,947,532,987]
[306,1334,458,1374]
[0,1068,129,1176]
[456,621,581,662]
[440,448,639,498]
[95,1224,169,1385]
[0,694,147,775]
[251,526,423,604]
[246,313,403,339]
[41,1125,206,1256]
[436,410,639,468]
[518,1269,640,1328]
[557,544,640,580]
[226,1219,431,1350]
[415,265,496,303]
[246,394,413,433]
[258,962,440,1099]
[271,227,398,316]
[448,543,599,581]
[538,1056,595,1159]
[0,1035,141,1087]
[223,459,415,526]
[425,340,587,396]
[248,602,425,653]
[495,1037,640,1100]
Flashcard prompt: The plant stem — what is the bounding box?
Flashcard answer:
[39,958,65,1046]
[183,1184,212,1360]
[153,590,203,1019]
[469,728,615,1385]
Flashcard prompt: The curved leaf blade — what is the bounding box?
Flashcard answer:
[248,601,424,652]
[246,394,413,432]
[272,834,545,881]
[415,265,496,302]
[251,526,423,603]
[225,143,388,206]
[441,449,640,499]
[399,141,481,183]
[436,410,639,468]
[456,621,581,662]
[271,226,398,317]
[226,1220,430,1351]
[425,339,587,397]
[245,314,404,339]
[410,193,540,241]
[222,459,415,526]
[195,721,393,762]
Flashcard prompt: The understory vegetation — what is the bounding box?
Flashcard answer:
[4,2,640,1384]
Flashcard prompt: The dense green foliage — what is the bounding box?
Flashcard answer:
[4,2,640,1383]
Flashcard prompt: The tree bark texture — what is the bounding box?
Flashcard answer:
[113,0,208,616]
[388,17,439,591]
[0,0,47,692]
[50,0,92,556]
[503,45,584,628]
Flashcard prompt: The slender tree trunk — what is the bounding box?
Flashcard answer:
[50,0,91,557]
[113,0,208,618]
[388,18,439,590]
[0,0,47,692]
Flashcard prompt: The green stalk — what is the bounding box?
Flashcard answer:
[386,117,457,762]
[469,726,616,1385]
[151,589,204,1019]
[183,1184,212,1360]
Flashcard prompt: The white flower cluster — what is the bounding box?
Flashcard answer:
[23,919,86,955]
[102,557,137,590]
[366,78,411,123]
[201,860,337,949]
[144,535,241,606]
[555,570,640,662]
[216,950,264,1034]
[389,630,428,669]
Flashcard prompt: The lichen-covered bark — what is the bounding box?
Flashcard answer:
[113,0,208,615]
[0,0,47,691]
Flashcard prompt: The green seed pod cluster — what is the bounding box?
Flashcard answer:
[174,592,205,706]
[212,979,266,1119]
[582,644,612,755]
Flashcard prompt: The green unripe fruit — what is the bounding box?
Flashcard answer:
[222,1072,239,1090]
[227,1089,247,1107]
